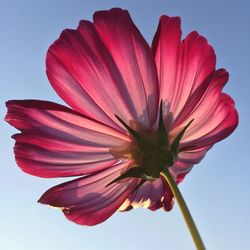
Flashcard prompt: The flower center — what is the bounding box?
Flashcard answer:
[128,129,174,179]
[107,101,193,186]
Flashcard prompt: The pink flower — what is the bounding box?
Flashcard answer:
[5,8,238,226]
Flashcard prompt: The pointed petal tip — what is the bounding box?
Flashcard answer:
[37,197,43,204]
[37,186,56,205]
[37,196,45,204]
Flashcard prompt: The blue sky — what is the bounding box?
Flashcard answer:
[1,1,249,249]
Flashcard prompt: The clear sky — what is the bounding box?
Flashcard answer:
[1,0,249,249]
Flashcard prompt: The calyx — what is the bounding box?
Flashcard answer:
[107,101,193,187]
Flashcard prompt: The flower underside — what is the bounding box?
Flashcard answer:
[107,101,193,186]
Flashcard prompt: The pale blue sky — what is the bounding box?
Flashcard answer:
[1,1,249,250]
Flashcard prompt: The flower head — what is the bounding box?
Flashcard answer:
[5,8,238,226]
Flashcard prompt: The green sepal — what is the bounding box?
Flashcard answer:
[115,115,140,139]
[161,150,175,167]
[115,115,153,155]
[157,100,168,147]
[170,119,194,155]
[106,167,146,187]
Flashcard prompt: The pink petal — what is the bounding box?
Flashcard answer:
[178,146,211,165]
[170,146,211,183]
[47,8,158,130]
[152,16,216,120]
[153,16,238,149]
[39,161,139,226]
[93,8,159,128]
[170,69,238,149]
[119,178,174,212]
[5,100,130,177]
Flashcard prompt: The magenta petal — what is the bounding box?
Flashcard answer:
[153,16,238,150]
[171,69,238,149]
[47,8,158,130]
[167,70,238,183]
[169,146,210,184]
[5,100,130,177]
[178,146,211,165]
[94,8,159,128]
[39,161,138,226]
[152,16,182,110]
[153,16,216,120]
[119,178,174,212]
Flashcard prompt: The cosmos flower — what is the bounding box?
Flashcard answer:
[5,8,238,226]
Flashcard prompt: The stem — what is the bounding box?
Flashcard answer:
[160,168,205,250]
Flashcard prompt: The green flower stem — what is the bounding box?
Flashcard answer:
[160,168,205,250]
